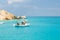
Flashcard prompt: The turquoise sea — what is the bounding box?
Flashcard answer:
[0,16,60,40]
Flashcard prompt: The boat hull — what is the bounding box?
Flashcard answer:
[13,23,30,27]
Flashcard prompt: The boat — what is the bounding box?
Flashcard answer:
[0,22,5,24]
[13,23,30,27]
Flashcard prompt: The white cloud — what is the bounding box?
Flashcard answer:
[7,0,12,4]
[7,0,29,4]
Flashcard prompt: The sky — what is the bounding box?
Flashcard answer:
[0,0,60,16]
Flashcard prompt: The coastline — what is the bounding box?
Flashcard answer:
[0,19,19,22]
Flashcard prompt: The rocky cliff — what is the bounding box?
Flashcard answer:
[0,10,17,20]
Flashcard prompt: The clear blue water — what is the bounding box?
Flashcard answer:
[0,16,60,40]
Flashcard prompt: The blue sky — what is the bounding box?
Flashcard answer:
[0,0,60,16]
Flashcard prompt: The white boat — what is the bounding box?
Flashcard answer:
[13,23,30,27]
[0,22,5,24]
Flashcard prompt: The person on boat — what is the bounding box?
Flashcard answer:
[17,22,20,25]
[21,20,27,25]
